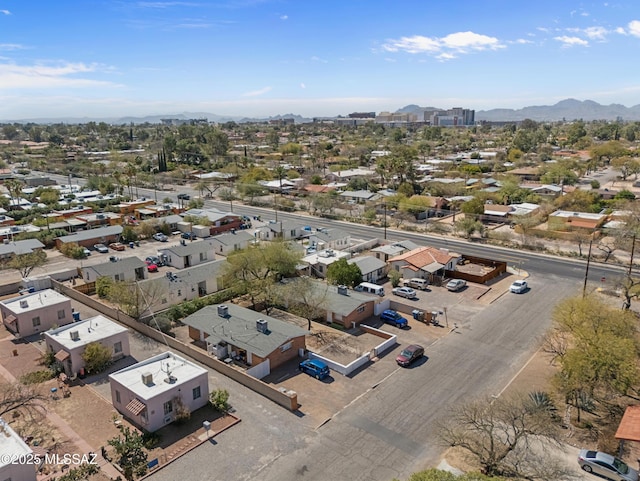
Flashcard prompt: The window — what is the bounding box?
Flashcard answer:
[281,341,292,353]
[357,306,365,313]
[192,386,201,400]
[163,400,173,415]
[115,390,121,403]
[57,309,66,320]
[32,316,41,327]
[115,274,122,282]
[199,252,207,261]
[113,341,122,354]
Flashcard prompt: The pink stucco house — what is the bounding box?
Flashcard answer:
[0,289,73,337]
[108,351,209,432]
[44,315,130,377]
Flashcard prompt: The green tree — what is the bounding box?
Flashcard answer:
[81,342,112,374]
[107,426,148,481]
[2,250,47,278]
[326,258,362,287]
[209,388,230,412]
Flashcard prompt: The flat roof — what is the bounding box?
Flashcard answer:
[109,351,207,401]
[0,418,33,467]
[45,315,128,350]
[1,289,70,313]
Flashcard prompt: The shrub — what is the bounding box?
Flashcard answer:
[388,270,401,287]
[96,277,113,298]
[81,342,113,374]
[20,369,55,385]
[59,242,86,259]
[209,388,230,413]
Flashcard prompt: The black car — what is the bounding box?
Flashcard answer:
[177,193,191,200]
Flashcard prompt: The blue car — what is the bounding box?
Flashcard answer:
[380,309,408,328]
[299,359,330,380]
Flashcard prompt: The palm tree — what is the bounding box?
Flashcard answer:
[4,179,24,209]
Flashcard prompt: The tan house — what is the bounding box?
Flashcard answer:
[109,351,209,433]
[183,304,308,376]
[548,210,607,232]
[388,246,461,282]
[44,315,130,377]
[0,289,73,337]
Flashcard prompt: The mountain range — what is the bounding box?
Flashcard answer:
[4,99,640,124]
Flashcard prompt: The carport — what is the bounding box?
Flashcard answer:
[614,405,640,460]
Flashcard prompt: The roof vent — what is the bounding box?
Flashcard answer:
[70,330,80,341]
[164,375,177,384]
[337,285,348,296]
[141,372,153,386]
[217,305,229,318]
[256,319,268,333]
[19,300,28,308]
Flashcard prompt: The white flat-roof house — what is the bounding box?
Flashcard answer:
[44,315,130,377]
[0,418,37,481]
[0,289,73,337]
[158,240,216,269]
[109,352,209,432]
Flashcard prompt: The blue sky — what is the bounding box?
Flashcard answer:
[1,0,640,120]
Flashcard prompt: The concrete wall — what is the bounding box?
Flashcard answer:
[52,280,299,411]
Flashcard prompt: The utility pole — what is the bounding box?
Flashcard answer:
[628,234,636,277]
[583,240,593,298]
[383,203,387,240]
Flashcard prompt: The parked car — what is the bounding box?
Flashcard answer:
[380,309,408,328]
[152,232,168,242]
[147,263,158,273]
[82,247,91,257]
[177,193,191,200]
[93,243,108,253]
[510,280,528,294]
[392,286,417,299]
[446,279,467,292]
[403,278,429,290]
[299,359,330,380]
[145,256,164,267]
[396,344,425,367]
[181,232,197,240]
[109,242,126,252]
[578,449,639,481]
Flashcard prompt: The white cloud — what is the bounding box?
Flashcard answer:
[567,26,608,40]
[0,44,26,51]
[136,2,201,8]
[310,55,328,63]
[513,38,533,44]
[628,20,640,38]
[280,15,288,20]
[0,61,121,89]
[1,9,10,15]
[382,31,503,59]
[300,83,305,89]
[554,35,589,47]
[241,86,271,97]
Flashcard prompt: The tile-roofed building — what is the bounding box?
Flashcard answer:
[388,246,461,282]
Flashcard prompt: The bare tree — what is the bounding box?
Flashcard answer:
[437,394,569,480]
[282,277,328,331]
[0,382,46,418]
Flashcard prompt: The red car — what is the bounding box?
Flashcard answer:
[147,263,158,273]
[396,344,425,367]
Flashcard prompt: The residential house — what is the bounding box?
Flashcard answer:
[482,203,513,223]
[116,198,155,215]
[183,304,308,375]
[138,259,226,308]
[509,203,541,218]
[256,220,305,241]
[109,351,209,432]
[209,231,253,256]
[82,257,148,283]
[0,213,15,227]
[324,168,376,182]
[181,208,242,235]
[0,239,44,261]
[519,183,563,197]
[0,224,41,242]
[309,228,350,251]
[158,239,216,269]
[291,280,377,329]
[75,211,122,228]
[388,246,462,282]
[348,255,387,283]
[44,315,130,377]
[0,289,73,337]
[299,248,351,278]
[55,225,123,250]
[339,190,380,204]
[144,214,183,233]
[0,418,37,481]
[507,167,541,182]
[371,240,419,263]
[548,210,607,232]
[258,179,296,193]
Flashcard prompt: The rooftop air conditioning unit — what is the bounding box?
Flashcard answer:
[337,285,348,296]
[141,373,153,386]
[217,305,229,318]
[19,300,28,308]
[256,319,268,333]
[69,330,80,341]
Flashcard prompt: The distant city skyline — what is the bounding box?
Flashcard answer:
[2,1,640,120]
